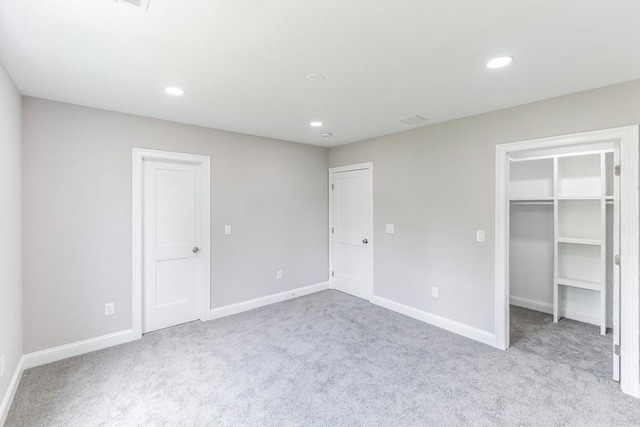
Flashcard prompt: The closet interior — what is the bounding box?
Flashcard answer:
[509,146,617,335]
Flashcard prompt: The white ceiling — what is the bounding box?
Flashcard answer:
[1,0,639,147]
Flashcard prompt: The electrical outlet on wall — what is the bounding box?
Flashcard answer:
[431,286,439,298]
[105,302,115,316]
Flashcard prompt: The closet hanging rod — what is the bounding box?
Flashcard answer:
[509,200,554,205]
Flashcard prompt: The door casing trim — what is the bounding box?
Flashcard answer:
[132,148,211,338]
[495,126,639,398]
[328,162,374,300]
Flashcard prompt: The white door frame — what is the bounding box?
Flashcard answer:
[328,162,374,299]
[132,148,211,338]
[495,126,640,398]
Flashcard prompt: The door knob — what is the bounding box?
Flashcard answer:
[362,239,368,244]
[192,247,200,253]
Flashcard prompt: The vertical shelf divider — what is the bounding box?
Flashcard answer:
[553,152,608,335]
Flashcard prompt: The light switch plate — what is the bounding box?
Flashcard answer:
[225,225,232,235]
[386,224,395,234]
[476,230,485,242]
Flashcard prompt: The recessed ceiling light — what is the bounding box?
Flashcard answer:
[487,56,514,69]
[310,121,323,127]
[165,86,184,96]
[321,132,333,137]
[307,73,325,81]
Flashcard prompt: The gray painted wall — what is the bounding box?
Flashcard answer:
[17,78,640,353]
[0,62,22,406]
[22,98,329,353]
[328,79,640,334]
[509,204,554,306]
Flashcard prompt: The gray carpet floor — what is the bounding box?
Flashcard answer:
[6,290,640,426]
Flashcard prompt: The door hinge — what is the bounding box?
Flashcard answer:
[615,254,620,266]
[331,184,334,190]
[331,227,334,234]
[331,271,334,277]
[615,165,620,176]
[614,344,620,356]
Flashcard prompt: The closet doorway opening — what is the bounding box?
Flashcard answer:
[510,147,618,381]
[495,126,640,398]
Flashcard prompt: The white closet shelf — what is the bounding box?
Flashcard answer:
[557,195,603,200]
[557,277,602,292]
[557,237,602,245]
[510,196,613,204]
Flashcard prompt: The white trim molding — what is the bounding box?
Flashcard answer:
[510,296,553,315]
[1,330,137,418]
[371,295,497,347]
[0,356,24,426]
[210,282,330,320]
[510,296,603,327]
[22,329,137,370]
[2,281,329,421]
[618,126,640,398]
[495,125,640,398]
[132,148,211,338]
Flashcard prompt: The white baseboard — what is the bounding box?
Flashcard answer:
[510,295,602,327]
[0,355,24,426]
[23,329,137,370]
[562,309,600,326]
[19,282,329,372]
[370,295,497,348]
[510,296,553,314]
[210,281,330,320]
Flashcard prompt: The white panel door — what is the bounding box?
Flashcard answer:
[143,159,203,332]
[330,165,373,300]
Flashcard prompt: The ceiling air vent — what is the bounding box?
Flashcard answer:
[115,0,151,12]
[400,115,429,125]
